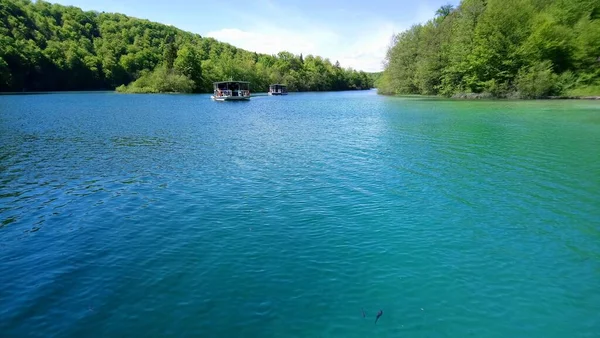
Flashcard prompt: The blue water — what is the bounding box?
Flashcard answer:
[1,91,600,337]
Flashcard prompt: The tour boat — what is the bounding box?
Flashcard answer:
[268,84,288,96]
[212,81,251,101]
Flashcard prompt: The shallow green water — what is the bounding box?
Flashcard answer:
[1,91,599,337]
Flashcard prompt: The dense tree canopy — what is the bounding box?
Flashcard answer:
[0,0,373,93]
[379,0,600,98]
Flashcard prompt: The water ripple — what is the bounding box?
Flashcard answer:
[0,92,599,337]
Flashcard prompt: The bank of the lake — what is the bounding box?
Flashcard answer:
[382,92,600,101]
[1,91,599,337]
[450,93,600,100]
[378,0,600,101]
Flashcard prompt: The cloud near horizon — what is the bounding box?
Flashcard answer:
[206,22,402,72]
[202,0,421,73]
[203,0,444,72]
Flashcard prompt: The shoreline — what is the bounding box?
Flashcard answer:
[451,92,600,100]
[380,92,600,100]
[547,96,600,100]
[0,88,374,96]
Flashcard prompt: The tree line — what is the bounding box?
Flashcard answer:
[0,0,373,93]
[378,0,600,98]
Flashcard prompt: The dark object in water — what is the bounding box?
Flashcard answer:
[362,308,366,318]
[375,310,383,324]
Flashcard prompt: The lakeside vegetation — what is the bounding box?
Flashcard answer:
[378,0,600,98]
[0,0,373,93]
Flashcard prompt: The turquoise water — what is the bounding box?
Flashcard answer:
[1,91,599,337]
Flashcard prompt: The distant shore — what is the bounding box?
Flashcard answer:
[0,88,373,96]
[449,92,600,100]
[378,92,600,100]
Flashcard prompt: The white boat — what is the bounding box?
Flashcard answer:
[268,84,288,96]
[211,81,251,101]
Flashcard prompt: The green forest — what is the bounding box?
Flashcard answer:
[0,0,373,93]
[378,0,600,98]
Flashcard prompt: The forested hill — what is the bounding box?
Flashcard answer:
[0,0,373,93]
[379,0,600,98]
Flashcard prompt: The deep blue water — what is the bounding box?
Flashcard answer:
[1,91,600,337]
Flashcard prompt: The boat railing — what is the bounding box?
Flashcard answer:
[215,89,231,97]
[214,89,250,97]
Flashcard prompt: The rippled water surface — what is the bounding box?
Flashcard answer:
[1,91,600,337]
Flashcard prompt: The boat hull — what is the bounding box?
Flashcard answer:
[211,95,251,101]
[268,92,287,96]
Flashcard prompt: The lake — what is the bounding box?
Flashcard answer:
[1,90,599,337]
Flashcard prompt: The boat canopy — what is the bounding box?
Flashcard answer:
[213,81,250,90]
[213,81,250,84]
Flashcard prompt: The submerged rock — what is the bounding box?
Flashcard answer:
[451,92,493,99]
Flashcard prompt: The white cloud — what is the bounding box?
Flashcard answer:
[205,27,330,56]
[204,1,426,72]
[205,22,402,72]
[333,23,403,72]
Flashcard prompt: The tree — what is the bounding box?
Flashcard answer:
[0,57,12,88]
[516,60,560,98]
[379,0,600,97]
[435,4,454,18]
[174,44,202,91]
[163,34,177,70]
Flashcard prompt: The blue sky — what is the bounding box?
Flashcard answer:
[50,0,459,72]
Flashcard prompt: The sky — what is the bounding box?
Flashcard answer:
[50,0,460,72]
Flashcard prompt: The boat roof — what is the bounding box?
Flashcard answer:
[270,84,287,86]
[213,81,250,84]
